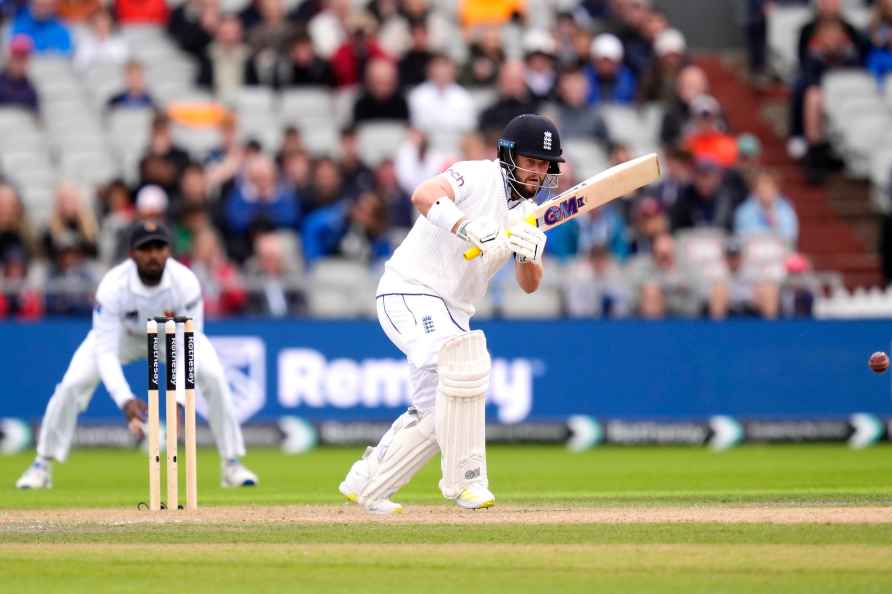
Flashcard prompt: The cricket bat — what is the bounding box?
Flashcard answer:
[463,152,662,260]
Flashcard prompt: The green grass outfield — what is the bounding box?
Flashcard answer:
[2,444,892,593]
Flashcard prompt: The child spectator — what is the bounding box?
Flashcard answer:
[106,61,156,110]
[734,170,799,246]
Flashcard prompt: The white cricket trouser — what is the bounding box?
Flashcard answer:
[376,291,471,414]
[37,330,246,462]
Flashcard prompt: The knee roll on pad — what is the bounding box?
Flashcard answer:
[436,330,491,499]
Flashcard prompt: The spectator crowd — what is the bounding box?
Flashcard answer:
[0,0,822,319]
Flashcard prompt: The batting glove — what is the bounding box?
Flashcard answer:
[509,224,547,265]
[457,216,511,259]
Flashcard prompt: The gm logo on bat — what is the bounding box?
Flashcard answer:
[543,195,586,226]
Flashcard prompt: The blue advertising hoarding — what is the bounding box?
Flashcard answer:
[1,319,891,424]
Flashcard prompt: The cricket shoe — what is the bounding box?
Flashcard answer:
[456,484,495,510]
[339,449,402,513]
[338,448,372,502]
[363,499,403,514]
[16,460,52,489]
[221,460,258,487]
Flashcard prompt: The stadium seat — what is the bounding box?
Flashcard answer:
[234,87,276,115]
[500,286,563,319]
[562,139,609,179]
[239,114,282,151]
[332,87,359,129]
[741,233,788,283]
[767,5,811,81]
[107,108,153,152]
[600,105,660,155]
[0,108,39,132]
[869,147,892,211]
[279,87,335,124]
[299,122,340,156]
[835,111,891,178]
[60,151,119,187]
[357,122,408,165]
[306,258,375,318]
[675,228,729,284]
[172,125,223,160]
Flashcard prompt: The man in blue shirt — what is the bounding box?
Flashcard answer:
[585,33,637,104]
[11,0,73,56]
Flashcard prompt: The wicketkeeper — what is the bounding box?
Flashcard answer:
[16,222,258,489]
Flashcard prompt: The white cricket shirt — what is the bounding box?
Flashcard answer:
[92,258,204,408]
[383,159,518,317]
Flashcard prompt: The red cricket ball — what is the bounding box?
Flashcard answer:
[869,352,890,374]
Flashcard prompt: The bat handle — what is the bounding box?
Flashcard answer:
[462,219,532,261]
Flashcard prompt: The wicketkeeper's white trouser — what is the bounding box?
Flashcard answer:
[36,330,246,462]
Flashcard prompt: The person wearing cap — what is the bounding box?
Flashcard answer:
[11,0,74,56]
[338,114,562,514]
[684,94,739,168]
[0,36,39,113]
[15,220,260,490]
[638,28,689,102]
[585,32,637,105]
[523,29,558,102]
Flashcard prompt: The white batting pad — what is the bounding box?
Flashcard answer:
[359,408,438,505]
[436,330,491,499]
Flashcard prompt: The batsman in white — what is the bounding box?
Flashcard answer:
[16,222,258,489]
[339,113,562,513]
